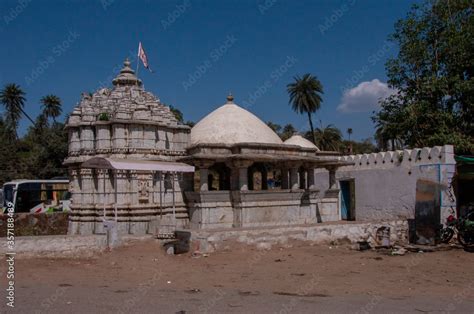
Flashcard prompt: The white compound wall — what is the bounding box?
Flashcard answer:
[314,145,457,223]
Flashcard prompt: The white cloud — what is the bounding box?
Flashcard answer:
[337,79,397,113]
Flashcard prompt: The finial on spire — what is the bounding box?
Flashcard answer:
[112,57,142,87]
[226,92,234,103]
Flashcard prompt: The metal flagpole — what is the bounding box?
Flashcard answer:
[135,43,140,85]
[135,56,140,79]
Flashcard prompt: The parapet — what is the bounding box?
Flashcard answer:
[337,145,455,170]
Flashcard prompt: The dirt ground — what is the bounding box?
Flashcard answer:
[3,239,474,313]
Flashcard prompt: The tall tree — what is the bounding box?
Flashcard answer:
[347,128,353,153]
[0,118,20,183]
[308,123,342,151]
[0,83,34,137]
[40,95,62,123]
[340,138,378,154]
[373,0,474,154]
[266,121,282,134]
[287,74,324,145]
[280,124,297,141]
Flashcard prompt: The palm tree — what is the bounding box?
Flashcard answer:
[287,74,323,145]
[40,95,62,123]
[312,123,342,151]
[347,128,353,153]
[0,83,34,137]
[35,113,49,131]
[266,121,282,134]
[347,128,353,141]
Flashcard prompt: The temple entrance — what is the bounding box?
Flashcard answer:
[340,179,355,220]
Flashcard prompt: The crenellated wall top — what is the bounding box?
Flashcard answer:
[337,145,455,170]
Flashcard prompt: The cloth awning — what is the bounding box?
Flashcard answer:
[82,157,195,172]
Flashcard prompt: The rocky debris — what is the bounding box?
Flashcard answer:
[391,247,407,256]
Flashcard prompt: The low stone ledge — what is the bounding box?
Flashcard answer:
[192,220,409,253]
[0,235,107,258]
[1,234,156,258]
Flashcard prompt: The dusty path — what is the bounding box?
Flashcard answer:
[2,239,474,313]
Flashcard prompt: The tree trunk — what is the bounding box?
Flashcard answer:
[19,107,35,125]
[307,111,316,145]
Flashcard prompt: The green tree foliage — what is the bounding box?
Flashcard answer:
[22,121,68,180]
[0,83,34,138]
[347,128,353,141]
[340,138,378,154]
[306,123,342,151]
[266,122,297,141]
[287,74,324,145]
[40,95,62,123]
[168,104,184,123]
[373,0,474,154]
[266,121,282,134]
[280,124,297,141]
[0,85,68,185]
[167,104,195,127]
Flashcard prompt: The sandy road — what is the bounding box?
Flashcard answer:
[2,239,474,313]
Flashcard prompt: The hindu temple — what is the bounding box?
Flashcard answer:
[64,59,349,235]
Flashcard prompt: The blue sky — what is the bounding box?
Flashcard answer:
[0,0,416,140]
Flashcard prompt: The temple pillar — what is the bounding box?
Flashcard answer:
[200,168,209,191]
[299,169,306,189]
[290,168,299,190]
[229,167,239,190]
[196,160,214,192]
[289,163,301,190]
[304,163,316,190]
[327,166,337,189]
[239,168,249,191]
[307,168,315,189]
[227,160,253,191]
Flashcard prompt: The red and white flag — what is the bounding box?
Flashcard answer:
[137,42,152,72]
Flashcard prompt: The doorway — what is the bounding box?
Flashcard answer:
[340,179,355,220]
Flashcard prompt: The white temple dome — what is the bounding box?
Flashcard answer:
[190,95,283,146]
[284,134,320,151]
